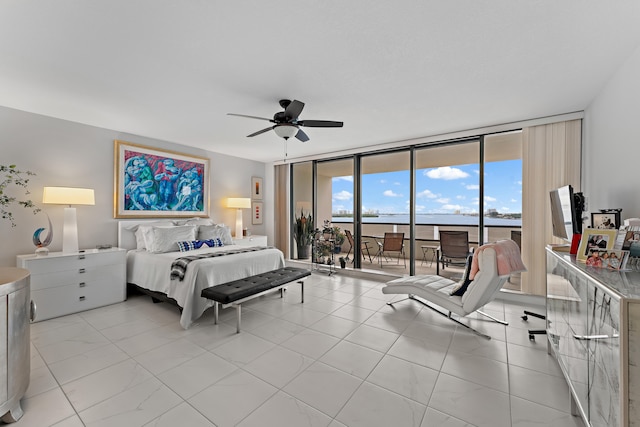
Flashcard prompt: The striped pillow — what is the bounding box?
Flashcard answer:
[177,238,224,252]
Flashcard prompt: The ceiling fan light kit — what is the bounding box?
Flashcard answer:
[228,99,343,142]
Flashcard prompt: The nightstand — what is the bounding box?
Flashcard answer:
[16,248,126,322]
[233,235,268,247]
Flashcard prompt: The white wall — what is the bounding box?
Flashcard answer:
[584,44,640,221]
[0,107,269,267]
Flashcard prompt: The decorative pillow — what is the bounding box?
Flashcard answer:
[177,238,224,252]
[173,217,215,227]
[127,221,175,250]
[148,225,197,253]
[198,224,233,245]
[450,254,474,296]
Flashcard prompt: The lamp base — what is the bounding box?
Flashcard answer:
[62,207,79,253]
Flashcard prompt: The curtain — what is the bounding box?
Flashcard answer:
[521,120,582,295]
[274,164,289,258]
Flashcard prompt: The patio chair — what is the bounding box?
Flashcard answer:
[344,229,372,263]
[437,230,472,275]
[375,232,406,268]
[382,239,526,339]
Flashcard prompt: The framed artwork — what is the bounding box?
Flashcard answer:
[251,176,263,200]
[577,228,617,262]
[114,140,210,218]
[252,201,263,225]
[591,210,621,230]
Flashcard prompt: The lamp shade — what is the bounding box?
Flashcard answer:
[274,124,299,139]
[226,198,251,209]
[42,187,95,205]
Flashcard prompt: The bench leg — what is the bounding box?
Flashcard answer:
[299,280,304,303]
[236,304,241,333]
[214,302,219,325]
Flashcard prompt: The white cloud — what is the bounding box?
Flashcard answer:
[436,198,449,204]
[466,184,479,190]
[424,167,469,180]
[415,204,425,212]
[383,190,403,197]
[417,189,437,198]
[379,179,387,184]
[442,204,464,211]
[501,207,511,212]
[456,195,465,200]
[333,176,353,182]
[333,190,352,201]
[511,198,518,203]
[485,196,497,202]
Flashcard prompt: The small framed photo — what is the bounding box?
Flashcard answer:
[252,201,263,225]
[251,176,263,200]
[585,248,629,270]
[591,211,621,230]
[577,228,618,262]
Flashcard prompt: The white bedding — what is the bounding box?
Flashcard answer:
[126,245,285,329]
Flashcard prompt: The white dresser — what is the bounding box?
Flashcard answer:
[233,235,267,247]
[16,248,126,322]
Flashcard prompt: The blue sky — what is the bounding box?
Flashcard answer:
[332,159,522,215]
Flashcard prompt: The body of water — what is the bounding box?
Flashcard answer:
[332,213,521,226]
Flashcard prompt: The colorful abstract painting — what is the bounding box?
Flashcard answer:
[114,140,210,218]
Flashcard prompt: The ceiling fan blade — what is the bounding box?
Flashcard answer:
[247,126,274,137]
[228,113,274,122]
[295,129,310,142]
[284,100,305,121]
[298,120,344,128]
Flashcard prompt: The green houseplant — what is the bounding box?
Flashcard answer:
[1,164,40,227]
[293,209,314,259]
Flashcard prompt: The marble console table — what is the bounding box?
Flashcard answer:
[546,247,640,427]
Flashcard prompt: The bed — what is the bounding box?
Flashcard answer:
[118,219,285,329]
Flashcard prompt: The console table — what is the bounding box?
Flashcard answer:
[546,247,640,427]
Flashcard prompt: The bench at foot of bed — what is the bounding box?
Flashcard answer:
[201,267,310,333]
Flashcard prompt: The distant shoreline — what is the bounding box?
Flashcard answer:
[331,213,522,226]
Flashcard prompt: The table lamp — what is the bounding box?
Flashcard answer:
[227,197,251,239]
[42,186,95,253]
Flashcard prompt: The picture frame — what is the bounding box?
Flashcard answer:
[577,228,618,262]
[252,201,263,225]
[591,211,621,230]
[114,140,210,218]
[585,247,629,270]
[251,176,263,200]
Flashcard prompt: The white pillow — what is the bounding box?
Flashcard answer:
[173,217,215,226]
[198,224,233,245]
[148,225,197,253]
[128,221,175,250]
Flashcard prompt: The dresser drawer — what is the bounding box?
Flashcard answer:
[31,278,125,322]
[29,263,124,291]
[19,251,125,274]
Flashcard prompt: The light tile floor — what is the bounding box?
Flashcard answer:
[15,273,584,427]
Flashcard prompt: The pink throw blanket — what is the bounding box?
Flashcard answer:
[469,239,526,279]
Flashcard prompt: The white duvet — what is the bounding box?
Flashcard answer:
[126,245,286,329]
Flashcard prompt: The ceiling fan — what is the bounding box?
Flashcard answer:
[228,99,343,142]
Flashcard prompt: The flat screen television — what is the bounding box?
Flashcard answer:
[549,185,583,251]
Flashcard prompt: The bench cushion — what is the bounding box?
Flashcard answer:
[201,267,310,304]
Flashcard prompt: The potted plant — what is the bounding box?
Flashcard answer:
[293,209,314,259]
[1,164,40,227]
[332,225,346,253]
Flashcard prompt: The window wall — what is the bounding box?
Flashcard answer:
[289,130,523,285]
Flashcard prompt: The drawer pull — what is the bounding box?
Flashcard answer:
[79,282,86,287]
[79,268,86,274]
[79,296,86,301]
[78,255,86,260]
[30,300,37,321]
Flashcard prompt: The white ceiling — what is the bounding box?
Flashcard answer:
[1,1,640,163]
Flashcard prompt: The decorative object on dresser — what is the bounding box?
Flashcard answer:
[16,248,126,322]
[576,228,618,262]
[227,197,251,238]
[32,213,53,255]
[546,247,640,426]
[114,140,210,218]
[42,186,95,253]
[591,209,622,230]
[0,267,32,423]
